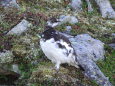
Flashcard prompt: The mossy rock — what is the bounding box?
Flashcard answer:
[0,51,14,64]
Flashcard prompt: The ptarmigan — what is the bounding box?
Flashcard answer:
[40,26,83,71]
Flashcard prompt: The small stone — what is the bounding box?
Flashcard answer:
[108,43,115,49]
[7,19,32,35]
[65,26,72,32]
[12,64,20,74]
[111,33,115,37]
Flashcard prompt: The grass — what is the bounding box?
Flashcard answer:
[97,49,115,85]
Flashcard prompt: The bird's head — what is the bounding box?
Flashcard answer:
[39,26,57,40]
[47,17,60,27]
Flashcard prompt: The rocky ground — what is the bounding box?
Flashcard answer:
[0,0,115,86]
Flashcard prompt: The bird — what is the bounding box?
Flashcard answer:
[40,26,84,71]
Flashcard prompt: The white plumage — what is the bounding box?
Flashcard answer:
[40,26,79,70]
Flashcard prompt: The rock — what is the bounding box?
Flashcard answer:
[65,26,72,34]
[12,64,20,74]
[74,34,105,61]
[70,0,82,11]
[60,33,112,86]
[94,0,115,18]
[0,50,20,85]
[77,56,112,86]
[7,19,32,35]
[0,50,14,64]
[85,0,93,12]
[59,15,78,24]
[0,0,20,9]
[111,33,115,37]
[62,33,105,61]
[47,15,78,27]
[108,43,115,49]
[29,62,86,86]
[0,66,20,85]
[107,33,115,49]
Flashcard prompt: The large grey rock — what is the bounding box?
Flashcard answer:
[61,33,105,61]
[61,33,112,86]
[94,0,115,18]
[0,0,20,9]
[7,19,32,35]
[74,34,105,61]
[70,0,82,11]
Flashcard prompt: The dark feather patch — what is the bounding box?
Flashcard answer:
[57,43,65,49]
[57,43,70,56]
[41,26,77,58]
[42,27,71,46]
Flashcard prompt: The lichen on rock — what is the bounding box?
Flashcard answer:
[0,50,14,64]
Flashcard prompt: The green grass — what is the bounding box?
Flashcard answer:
[97,50,115,85]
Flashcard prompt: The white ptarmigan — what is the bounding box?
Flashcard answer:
[40,26,83,71]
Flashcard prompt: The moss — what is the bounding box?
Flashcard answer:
[12,44,28,58]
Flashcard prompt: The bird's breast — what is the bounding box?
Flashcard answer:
[40,38,74,64]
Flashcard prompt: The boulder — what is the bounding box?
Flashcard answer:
[70,0,82,11]
[7,19,32,36]
[0,0,20,9]
[63,33,112,86]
